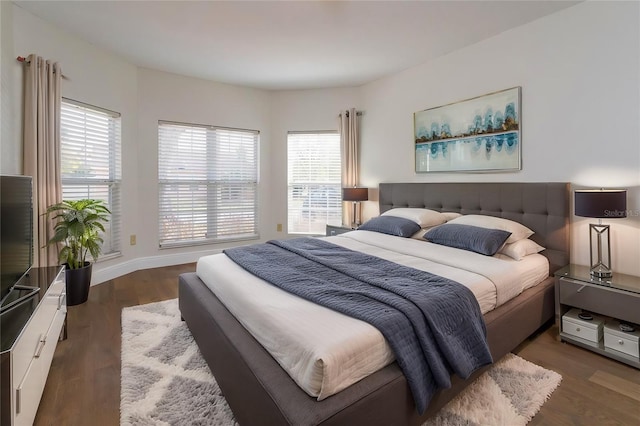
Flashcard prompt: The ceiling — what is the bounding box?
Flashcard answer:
[14,1,580,91]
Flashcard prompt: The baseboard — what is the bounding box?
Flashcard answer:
[90,248,225,285]
[89,234,288,286]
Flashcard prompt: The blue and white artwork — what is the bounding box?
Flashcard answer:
[414,87,521,173]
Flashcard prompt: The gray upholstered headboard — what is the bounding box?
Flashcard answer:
[379,182,570,274]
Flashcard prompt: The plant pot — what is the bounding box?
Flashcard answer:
[64,262,92,306]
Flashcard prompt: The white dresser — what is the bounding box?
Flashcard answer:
[1,266,67,426]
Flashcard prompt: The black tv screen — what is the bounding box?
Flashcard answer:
[0,175,33,301]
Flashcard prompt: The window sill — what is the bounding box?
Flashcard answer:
[159,234,260,250]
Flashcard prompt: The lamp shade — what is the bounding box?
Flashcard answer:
[575,189,627,219]
[342,187,368,202]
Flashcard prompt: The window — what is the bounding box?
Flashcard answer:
[287,132,342,235]
[60,99,121,257]
[158,121,259,247]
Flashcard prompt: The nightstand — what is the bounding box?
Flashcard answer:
[325,225,355,236]
[555,264,640,369]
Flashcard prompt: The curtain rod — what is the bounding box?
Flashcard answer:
[17,56,69,80]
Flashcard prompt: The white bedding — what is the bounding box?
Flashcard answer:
[196,230,549,401]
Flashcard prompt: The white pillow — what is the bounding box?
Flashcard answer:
[381,208,447,228]
[442,212,462,221]
[447,214,534,244]
[498,239,545,261]
[409,226,442,240]
[410,228,429,240]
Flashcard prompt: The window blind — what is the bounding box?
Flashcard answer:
[60,99,121,257]
[158,121,259,247]
[287,132,342,235]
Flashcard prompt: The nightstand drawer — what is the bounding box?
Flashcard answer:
[562,309,605,343]
[604,320,640,359]
[558,277,640,324]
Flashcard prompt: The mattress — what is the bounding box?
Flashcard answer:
[195,230,548,401]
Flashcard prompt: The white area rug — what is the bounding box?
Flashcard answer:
[121,299,561,426]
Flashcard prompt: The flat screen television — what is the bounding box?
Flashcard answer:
[0,175,34,303]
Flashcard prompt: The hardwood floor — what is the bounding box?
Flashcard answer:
[34,263,194,426]
[34,264,640,425]
[515,327,640,425]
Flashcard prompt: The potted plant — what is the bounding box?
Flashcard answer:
[46,199,110,306]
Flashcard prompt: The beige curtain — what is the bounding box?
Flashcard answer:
[339,108,359,226]
[23,54,63,267]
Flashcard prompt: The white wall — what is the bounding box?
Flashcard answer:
[134,68,272,265]
[358,1,640,276]
[3,5,279,284]
[269,88,361,235]
[3,1,638,280]
[0,1,17,173]
[7,4,141,281]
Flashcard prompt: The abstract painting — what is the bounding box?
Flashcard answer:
[414,87,521,173]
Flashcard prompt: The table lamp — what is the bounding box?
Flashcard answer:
[342,187,368,228]
[574,189,627,278]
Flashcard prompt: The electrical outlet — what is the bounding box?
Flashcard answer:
[130,234,136,245]
[276,223,283,232]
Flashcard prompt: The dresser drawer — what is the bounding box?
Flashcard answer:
[558,277,640,324]
[14,304,66,425]
[11,271,66,405]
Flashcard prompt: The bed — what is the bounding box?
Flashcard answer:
[179,182,569,425]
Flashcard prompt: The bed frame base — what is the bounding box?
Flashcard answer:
[180,181,568,424]
[180,273,554,425]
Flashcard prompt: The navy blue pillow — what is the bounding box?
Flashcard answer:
[358,216,421,238]
[424,223,512,256]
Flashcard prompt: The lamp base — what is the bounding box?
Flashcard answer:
[351,201,360,229]
[588,223,613,280]
[590,267,613,279]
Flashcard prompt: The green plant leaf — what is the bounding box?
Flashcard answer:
[45,198,111,266]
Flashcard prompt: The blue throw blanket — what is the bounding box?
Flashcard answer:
[224,238,492,414]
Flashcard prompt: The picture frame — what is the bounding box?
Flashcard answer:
[414,87,521,173]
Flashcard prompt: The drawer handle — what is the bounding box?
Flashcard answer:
[15,387,21,414]
[576,327,581,332]
[15,359,34,415]
[58,292,65,309]
[618,340,624,345]
[34,334,47,358]
[576,285,587,293]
